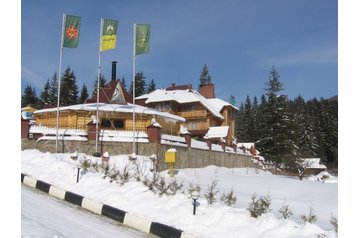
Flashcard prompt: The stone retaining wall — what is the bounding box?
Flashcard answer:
[21,139,255,171]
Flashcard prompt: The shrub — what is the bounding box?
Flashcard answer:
[143,174,160,193]
[301,206,317,224]
[155,177,172,197]
[108,166,119,183]
[91,161,101,173]
[168,179,185,195]
[330,214,338,234]
[221,189,237,206]
[118,165,130,185]
[78,157,91,172]
[247,193,271,218]
[278,203,293,219]
[204,178,219,205]
[188,183,201,196]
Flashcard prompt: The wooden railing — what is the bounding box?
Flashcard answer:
[178,110,207,118]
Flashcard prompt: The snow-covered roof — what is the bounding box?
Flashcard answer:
[33,103,185,122]
[205,126,229,139]
[237,143,255,149]
[136,88,238,120]
[29,125,87,136]
[302,158,327,169]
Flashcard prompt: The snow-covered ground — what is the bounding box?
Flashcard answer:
[21,149,338,238]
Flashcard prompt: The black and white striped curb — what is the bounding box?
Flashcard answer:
[21,173,199,238]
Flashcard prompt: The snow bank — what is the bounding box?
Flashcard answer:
[21,150,337,238]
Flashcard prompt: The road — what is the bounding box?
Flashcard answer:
[22,184,151,237]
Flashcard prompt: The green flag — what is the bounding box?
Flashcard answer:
[101,19,118,52]
[229,95,236,106]
[135,24,150,55]
[63,14,81,48]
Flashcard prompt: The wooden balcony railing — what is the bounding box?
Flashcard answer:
[178,110,207,119]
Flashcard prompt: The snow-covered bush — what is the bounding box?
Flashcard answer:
[220,189,237,206]
[143,174,160,193]
[91,161,101,172]
[187,183,201,196]
[78,157,91,172]
[247,193,271,218]
[278,203,293,219]
[168,179,185,195]
[108,166,119,183]
[301,206,317,224]
[118,165,130,185]
[156,177,171,197]
[330,214,338,234]
[204,178,219,205]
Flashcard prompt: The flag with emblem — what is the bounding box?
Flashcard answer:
[63,14,81,48]
[101,19,118,51]
[135,24,150,55]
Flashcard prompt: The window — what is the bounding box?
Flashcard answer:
[101,118,124,129]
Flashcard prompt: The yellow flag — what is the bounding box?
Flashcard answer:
[101,19,118,51]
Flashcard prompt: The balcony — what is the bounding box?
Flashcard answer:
[178,110,207,119]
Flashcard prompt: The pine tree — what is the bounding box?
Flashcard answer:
[60,66,79,106]
[48,72,58,106]
[235,103,247,142]
[92,74,107,97]
[257,94,269,142]
[292,95,318,159]
[39,79,51,108]
[147,79,156,93]
[129,72,147,97]
[251,96,260,142]
[257,66,297,166]
[199,64,213,86]
[78,83,89,104]
[120,77,127,91]
[22,85,39,108]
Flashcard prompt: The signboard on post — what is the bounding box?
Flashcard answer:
[165,149,176,177]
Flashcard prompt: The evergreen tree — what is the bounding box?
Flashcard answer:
[92,74,107,97]
[292,95,318,159]
[129,72,147,97]
[317,98,338,167]
[78,83,89,104]
[199,64,213,86]
[48,72,58,106]
[243,95,254,141]
[251,96,260,142]
[235,103,248,142]
[22,85,39,108]
[147,79,156,93]
[120,77,127,91]
[257,94,268,141]
[256,66,297,166]
[60,66,79,106]
[39,79,51,108]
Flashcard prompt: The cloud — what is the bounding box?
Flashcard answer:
[259,46,338,68]
[21,67,45,88]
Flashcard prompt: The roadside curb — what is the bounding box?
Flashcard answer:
[21,173,199,238]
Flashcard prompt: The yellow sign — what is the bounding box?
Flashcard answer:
[165,151,176,163]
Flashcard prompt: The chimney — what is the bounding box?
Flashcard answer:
[111,61,117,81]
[199,83,215,98]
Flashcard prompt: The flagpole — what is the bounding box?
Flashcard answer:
[95,18,104,155]
[55,13,66,153]
[132,23,136,155]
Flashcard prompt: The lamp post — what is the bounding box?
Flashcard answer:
[76,164,81,183]
[191,190,200,215]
